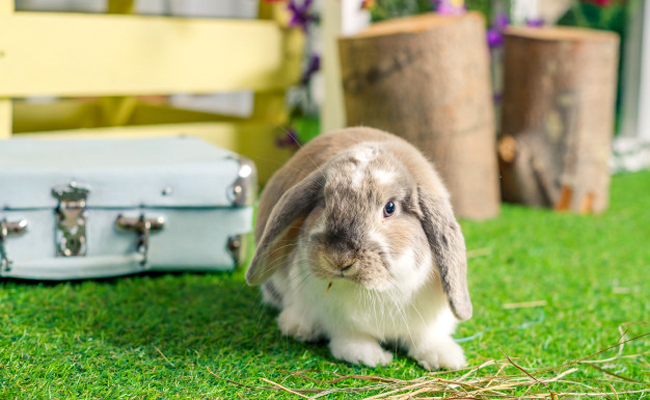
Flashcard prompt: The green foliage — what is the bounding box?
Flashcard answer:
[369,0,491,22]
[1,171,649,399]
[558,1,628,31]
[293,114,321,144]
[465,0,492,19]
[369,0,433,22]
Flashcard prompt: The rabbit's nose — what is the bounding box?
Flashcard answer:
[325,255,357,271]
[337,259,357,271]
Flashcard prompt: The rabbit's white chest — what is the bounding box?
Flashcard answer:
[286,255,447,342]
[325,279,447,340]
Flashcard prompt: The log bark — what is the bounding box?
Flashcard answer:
[499,26,619,214]
[339,12,499,220]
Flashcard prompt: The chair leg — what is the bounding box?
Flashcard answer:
[107,0,134,14]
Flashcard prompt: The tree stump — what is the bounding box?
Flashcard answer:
[339,12,499,220]
[499,26,619,214]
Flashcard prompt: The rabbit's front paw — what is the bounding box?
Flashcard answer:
[329,336,393,367]
[277,308,323,342]
[410,337,466,371]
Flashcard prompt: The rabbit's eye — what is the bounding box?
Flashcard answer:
[383,201,396,217]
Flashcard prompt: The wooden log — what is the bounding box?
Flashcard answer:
[499,26,619,214]
[339,12,499,220]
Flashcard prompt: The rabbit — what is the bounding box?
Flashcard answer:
[246,127,472,370]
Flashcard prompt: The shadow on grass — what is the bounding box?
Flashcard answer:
[1,271,325,363]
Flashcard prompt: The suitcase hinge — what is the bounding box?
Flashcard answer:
[0,219,28,272]
[52,183,90,257]
[115,214,165,266]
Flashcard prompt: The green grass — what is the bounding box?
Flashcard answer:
[1,171,649,399]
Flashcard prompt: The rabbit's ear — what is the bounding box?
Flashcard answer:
[417,186,472,321]
[246,170,325,286]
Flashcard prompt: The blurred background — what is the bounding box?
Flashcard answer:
[1,3,648,398]
[3,0,647,189]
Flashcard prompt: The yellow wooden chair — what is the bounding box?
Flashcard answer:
[0,0,304,183]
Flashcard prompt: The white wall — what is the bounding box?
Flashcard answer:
[321,0,369,132]
[612,0,650,172]
[638,0,650,142]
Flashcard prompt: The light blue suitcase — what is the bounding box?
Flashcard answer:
[0,136,256,280]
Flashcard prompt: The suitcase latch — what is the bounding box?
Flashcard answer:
[52,183,90,257]
[115,214,165,266]
[227,234,243,266]
[0,219,28,272]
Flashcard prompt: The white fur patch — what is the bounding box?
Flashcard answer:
[368,228,386,249]
[350,168,364,188]
[329,336,393,366]
[389,248,430,300]
[353,145,379,163]
[309,215,327,237]
[406,306,464,370]
[372,168,397,186]
[408,332,466,370]
[278,307,322,342]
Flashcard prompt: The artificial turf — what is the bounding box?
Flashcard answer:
[1,171,648,399]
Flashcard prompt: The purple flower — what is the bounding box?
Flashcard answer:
[582,0,611,5]
[487,12,509,49]
[526,18,544,27]
[494,12,509,30]
[276,128,301,148]
[301,54,320,86]
[432,0,465,15]
[288,0,316,33]
[487,28,503,48]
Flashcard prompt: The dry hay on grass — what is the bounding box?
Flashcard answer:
[209,330,649,399]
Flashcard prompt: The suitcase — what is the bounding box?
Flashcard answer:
[0,136,256,280]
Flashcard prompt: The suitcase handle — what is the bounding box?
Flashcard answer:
[0,213,166,280]
[2,253,146,280]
